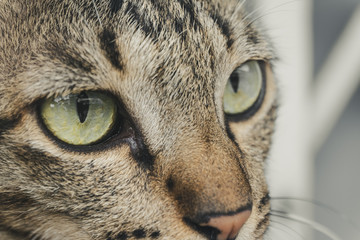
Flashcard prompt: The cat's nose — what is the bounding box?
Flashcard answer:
[200,210,251,240]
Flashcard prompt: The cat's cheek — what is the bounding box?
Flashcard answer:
[222,66,275,239]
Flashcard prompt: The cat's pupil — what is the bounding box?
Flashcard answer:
[76,91,90,123]
[230,73,240,93]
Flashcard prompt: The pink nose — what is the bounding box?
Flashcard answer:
[200,210,251,240]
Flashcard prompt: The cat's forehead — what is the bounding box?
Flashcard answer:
[1,0,271,70]
[2,0,271,62]
[0,0,273,118]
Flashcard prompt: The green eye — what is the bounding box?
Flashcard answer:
[41,91,117,146]
[223,61,264,115]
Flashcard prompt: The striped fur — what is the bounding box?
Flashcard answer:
[0,0,277,239]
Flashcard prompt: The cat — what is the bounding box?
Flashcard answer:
[0,0,277,239]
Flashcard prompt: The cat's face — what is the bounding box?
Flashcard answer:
[0,0,277,239]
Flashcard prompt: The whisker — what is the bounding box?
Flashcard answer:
[235,0,300,43]
[237,0,248,11]
[230,0,248,21]
[91,0,103,27]
[271,197,360,232]
[270,219,305,239]
[270,210,342,240]
[266,225,291,240]
[242,0,298,23]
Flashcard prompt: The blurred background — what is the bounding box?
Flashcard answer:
[314,0,360,239]
[255,0,360,239]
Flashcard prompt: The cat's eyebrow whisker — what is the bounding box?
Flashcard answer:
[241,0,299,25]
[91,0,103,28]
[230,0,248,21]
[270,210,342,240]
[270,219,305,240]
[241,0,285,22]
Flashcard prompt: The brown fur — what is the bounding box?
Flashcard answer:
[0,0,277,239]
